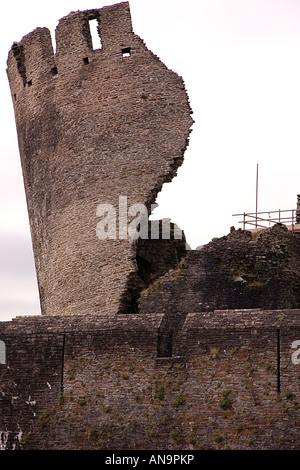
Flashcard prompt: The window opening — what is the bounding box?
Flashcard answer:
[83,57,89,65]
[51,67,58,76]
[27,80,32,87]
[122,47,131,58]
[89,19,102,50]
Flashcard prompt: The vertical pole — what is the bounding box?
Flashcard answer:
[256,163,259,229]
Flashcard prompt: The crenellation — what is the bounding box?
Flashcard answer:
[98,2,133,45]
[55,13,96,70]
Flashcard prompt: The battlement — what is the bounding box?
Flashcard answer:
[7,3,134,93]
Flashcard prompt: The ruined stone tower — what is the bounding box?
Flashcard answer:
[6,2,193,317]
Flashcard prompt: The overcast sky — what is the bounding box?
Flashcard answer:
[1,0,300,321]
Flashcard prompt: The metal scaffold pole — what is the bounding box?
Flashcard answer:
[256,163,259,229]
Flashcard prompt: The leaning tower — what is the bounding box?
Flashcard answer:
[7,2,193,316]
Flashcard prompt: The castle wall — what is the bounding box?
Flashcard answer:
[1,310,300,450]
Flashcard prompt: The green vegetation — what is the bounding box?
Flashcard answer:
[67,363,77,381]
[230,347,239,355]
[219,390,233,410]
[154,383,165,400]
[20,431,32,445]
[37,411,51,429]
[285,391,295,401]
[173,394,185,409]
[145,429,158,438]
[78,397,87,407]
[170,430,184,444]
[142,278,162,296]
[213,434,223,444]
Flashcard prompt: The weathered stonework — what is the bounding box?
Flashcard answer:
[139,224,300,355]
[6,2,193,316]
[3,2,300,452]
[1,310,300,450]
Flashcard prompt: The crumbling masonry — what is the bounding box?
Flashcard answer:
[6,2,193,317]
[1,2,300,451]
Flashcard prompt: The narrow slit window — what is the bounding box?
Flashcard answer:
[122,47,131,58]
[89,19,102,50]
[83,57,89,65]
[13,93,16,101]
[51,67,58,76]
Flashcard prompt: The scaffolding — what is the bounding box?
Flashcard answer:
[232,208,299,232]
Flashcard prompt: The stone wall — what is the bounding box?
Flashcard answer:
[6,2,193,317]
[1,309,300,450]
[140,224,300,311]
[138,224,300,355]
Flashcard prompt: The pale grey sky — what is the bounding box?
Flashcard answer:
[1,0,300,320]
